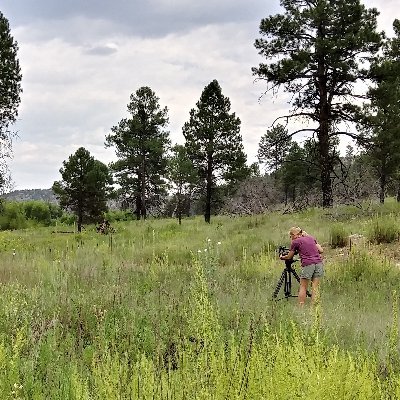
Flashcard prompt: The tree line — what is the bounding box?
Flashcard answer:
[1,1,400,228]
[52,81,250,231]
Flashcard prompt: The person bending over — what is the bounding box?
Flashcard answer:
[279,227,324,305]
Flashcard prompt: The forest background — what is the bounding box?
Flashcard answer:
[1,0,400,230]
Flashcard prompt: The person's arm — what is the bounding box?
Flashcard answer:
[280,250,295,260]
[316,242,323,253]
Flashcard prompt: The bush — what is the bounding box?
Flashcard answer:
[329,223,347,248]
[367,217,400,244]
[0,202,27,230]
[49,203,63,219]
[24,201,51,225]
[332,251,393,285]
[105,209,135,222]
[0,200,64,230]
[59,212,76,225]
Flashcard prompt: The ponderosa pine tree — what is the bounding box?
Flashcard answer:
[52,147,113,232]
[183,80,247,223]
[257,124,292,175]
[253,0,383,207]
[0,11,22,192]
[279,142,308,204]
[105,87,170,220]
[359,19,400,203]
[167,144,198,224]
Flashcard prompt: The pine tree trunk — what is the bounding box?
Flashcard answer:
[141,160,146,220]
[177,191,182,225]
[135,194,141,220]
[318,110,333,208]
[317,39,333,209]
[379,173,386,204]
[321,164,333,208]
[77,211,83,233]
[205,157,212,224]
[397,182,400,202]
[205,183,211,223]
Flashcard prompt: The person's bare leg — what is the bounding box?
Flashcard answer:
[311,277,320,304]
[298,278,309,305]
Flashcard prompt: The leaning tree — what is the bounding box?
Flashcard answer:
[0,11,22,192]
[183,80,248,223]
[253,0,383,207]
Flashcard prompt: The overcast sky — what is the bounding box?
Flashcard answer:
[1,0,398,190]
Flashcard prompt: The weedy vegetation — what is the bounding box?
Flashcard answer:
[1,201,400,398]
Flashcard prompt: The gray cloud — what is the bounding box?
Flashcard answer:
[1,0,397,189]
[2,0,279,39]
[84,45,118,56]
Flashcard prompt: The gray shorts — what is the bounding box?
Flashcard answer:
[300,263,324,280]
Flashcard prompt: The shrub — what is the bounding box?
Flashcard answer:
[329,223,347,248]
[0,201,27,230]
[367,217,400,244]
[24,200,51,225]
[104,209,135,222]
[342,252,377,282]
[59,212,76,225]
[0,201,63,230]
[49,203,63,219]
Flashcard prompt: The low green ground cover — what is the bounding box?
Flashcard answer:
[1,202,400,398]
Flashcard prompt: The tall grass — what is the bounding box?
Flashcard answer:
[367,216,400,244]
[0,208,399,397]
[329,223,348,248]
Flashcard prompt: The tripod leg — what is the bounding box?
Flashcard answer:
[291,268,312,298]
[291,267,301,283]
[284,269,291,298]
[272,270,286,299]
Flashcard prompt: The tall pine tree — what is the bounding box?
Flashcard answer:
[106,87,170,219]
[0,11,22,192]
[183,80,247,223]
[253,0,382,207]
[359,19,400,203]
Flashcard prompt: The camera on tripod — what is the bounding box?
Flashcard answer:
[278,246,297,259]
[278,246,290,257]
[273,247,308,300]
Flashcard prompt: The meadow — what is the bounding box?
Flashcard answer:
[1,201,400,399]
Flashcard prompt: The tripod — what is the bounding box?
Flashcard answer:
[272,258,312,301]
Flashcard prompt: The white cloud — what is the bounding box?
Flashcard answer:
[364,0,398,35]
[4,0,398,190]
[10,19,279,189]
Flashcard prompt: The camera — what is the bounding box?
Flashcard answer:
[278,246,298,259]
[278,246,290,257]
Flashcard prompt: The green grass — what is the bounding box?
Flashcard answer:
[1,205,400,397]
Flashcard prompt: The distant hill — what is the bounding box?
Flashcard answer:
[1,188,58,203]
